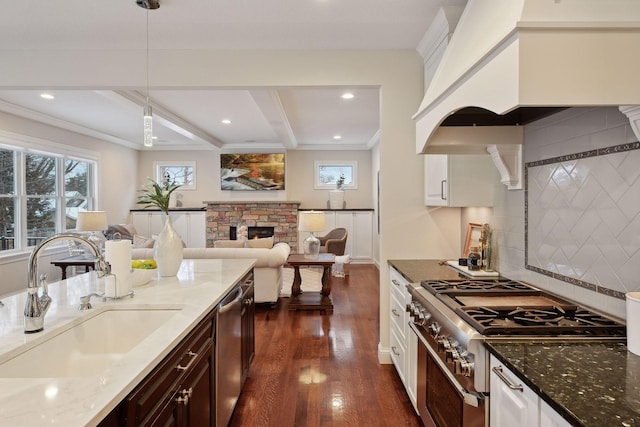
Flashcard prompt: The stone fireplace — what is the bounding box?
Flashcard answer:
[205,201,301,251]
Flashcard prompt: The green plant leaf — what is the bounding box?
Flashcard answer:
[136,178,181,214]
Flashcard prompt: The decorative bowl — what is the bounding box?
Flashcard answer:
[131,268,157,287]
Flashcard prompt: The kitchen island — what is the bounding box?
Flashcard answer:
[0,258,254,426]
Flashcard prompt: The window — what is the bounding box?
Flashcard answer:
[0,145,96,253]
[314,161,358,189]
[154,161,196,190]
[0,149,16,251]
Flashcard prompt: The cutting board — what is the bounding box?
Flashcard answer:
[446,260,499,277]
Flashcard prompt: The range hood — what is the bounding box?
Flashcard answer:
[414,0,640,188]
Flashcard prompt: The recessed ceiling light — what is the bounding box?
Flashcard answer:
[333,135,342,140]
[221,119,232,124]
[40,93,55,100]
[341,93,354,100]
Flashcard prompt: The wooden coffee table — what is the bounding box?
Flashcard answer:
[286,253,335,311]
[51,254,97,280]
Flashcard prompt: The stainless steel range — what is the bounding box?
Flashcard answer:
[406,278,626,427]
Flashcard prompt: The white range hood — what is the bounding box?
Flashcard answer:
[414,0,640,187]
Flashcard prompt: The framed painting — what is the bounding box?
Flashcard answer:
[220,153,285,191]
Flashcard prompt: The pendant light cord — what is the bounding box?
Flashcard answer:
[146,9,149,107]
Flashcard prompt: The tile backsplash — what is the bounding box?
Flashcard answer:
[491,107,639,319]
[525,142,640,300]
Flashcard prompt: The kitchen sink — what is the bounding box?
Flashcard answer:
[0,308,181,378]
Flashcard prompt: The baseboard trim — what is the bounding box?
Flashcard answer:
[378,342,392,364]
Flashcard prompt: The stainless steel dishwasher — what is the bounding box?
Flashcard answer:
[216,272,252,427]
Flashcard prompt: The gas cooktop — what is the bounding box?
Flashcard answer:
[457,305,626,336]
[419,278,626,337]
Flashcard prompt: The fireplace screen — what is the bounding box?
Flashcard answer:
[230,226,275,240]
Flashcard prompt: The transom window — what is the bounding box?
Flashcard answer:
[0,145,96,252]
[154,161,196,190]
[314,161,358,189]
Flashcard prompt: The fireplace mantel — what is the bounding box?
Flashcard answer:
[205,201,301,250]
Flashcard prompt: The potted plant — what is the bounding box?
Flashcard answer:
[137,178,181,215]
[137,178,183,276]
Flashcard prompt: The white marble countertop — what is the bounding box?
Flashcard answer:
[0,258,255,427]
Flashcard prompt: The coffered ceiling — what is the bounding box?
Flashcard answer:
[0,0,465,151]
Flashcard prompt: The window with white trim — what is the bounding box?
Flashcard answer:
[0,146,96,252]
[154,161,196,190]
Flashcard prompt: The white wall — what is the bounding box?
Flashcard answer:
[371,144,381,266]
[492,107,638,319]
[286,150,373,209]
[137,149,374,210]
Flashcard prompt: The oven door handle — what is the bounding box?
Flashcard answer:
[409,322,484,407]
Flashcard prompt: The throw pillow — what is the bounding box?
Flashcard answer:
[213,239,245,248]
[105,223,137,241]
[245,237,274,249]
[133,234,155,248]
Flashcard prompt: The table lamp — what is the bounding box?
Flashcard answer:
[299,211,325,259]
[76,211,108,252]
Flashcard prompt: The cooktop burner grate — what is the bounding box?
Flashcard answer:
[421,278,534,294]
[457,305,626,336]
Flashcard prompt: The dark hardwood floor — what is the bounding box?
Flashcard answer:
[229,264,422,427]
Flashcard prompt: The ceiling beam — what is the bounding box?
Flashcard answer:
[249,89,297,149]
[105,90,225,148]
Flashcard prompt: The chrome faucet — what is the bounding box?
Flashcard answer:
[24,233,111,333]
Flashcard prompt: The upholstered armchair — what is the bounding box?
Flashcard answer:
[318,228,348,256]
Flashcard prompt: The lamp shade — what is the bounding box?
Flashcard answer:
[299,211,326,232]
[76,211,108,232]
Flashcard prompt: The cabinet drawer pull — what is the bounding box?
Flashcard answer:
[392,279,401,287]
[391,346,400,356]
[392,308,400,317]
[176,351,198,371]
[175,387,193,405]
[492,366,523,391]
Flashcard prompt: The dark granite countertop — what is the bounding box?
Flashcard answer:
[298,208,374,211]
[487,341,639,427]
[388,259,482,283]
[130,207,206,211]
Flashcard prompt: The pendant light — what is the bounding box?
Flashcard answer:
[137,0,160,147]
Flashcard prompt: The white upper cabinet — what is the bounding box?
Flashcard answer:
[424,154,495,207]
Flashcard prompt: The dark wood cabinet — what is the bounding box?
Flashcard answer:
[99,310,216,427]
[98,273,255,427]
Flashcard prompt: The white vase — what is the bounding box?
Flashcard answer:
[154,215,184,277]
[329,190,345,209]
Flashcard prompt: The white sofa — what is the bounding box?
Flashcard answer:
[131,242,291,304]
